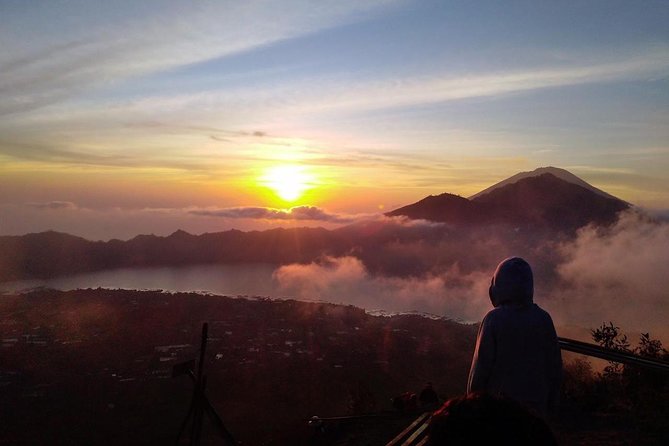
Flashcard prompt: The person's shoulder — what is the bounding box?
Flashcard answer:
[531,303,556,323]
[483,307,502,317]
[482,307,504,323]
[531,303,551,316]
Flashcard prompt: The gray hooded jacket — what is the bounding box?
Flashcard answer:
[467,257,561,417]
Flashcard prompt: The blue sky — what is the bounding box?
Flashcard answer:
[1,0,668,239]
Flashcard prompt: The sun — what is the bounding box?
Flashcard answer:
[260,165,314,202]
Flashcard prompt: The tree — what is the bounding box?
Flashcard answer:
[636,332,667,359]
[591,322,630,377]
[591,322,669,417]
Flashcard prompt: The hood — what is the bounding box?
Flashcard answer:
[488,257,533,307]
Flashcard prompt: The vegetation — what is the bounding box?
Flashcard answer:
[3,289,668,445]
[0,288,476,445]
[560,322,669,444]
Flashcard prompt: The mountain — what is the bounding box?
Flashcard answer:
[0,227,348,283]
[0,168,631,283]
[387,169,629,231]
[469,166,621,201]
[382,193,491,226]
[0,222,451,282]
[471,173,629,229]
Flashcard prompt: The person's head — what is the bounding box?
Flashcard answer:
[427,393,556,446]
[489,257,533,307]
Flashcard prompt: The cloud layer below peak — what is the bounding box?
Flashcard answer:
[189,205,362,224]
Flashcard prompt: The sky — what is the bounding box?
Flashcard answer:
[1,0,668,240]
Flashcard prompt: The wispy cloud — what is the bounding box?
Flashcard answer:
[26,201,78,210]
[566,165,637,175]
[647,208,669,222]
[0,0,397,116]
[267,47,669,115]
[12,46,667,129]
[4,46,665,171]
[189,205,361,224]
[18,201,363,225]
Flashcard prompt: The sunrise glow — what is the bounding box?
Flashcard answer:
[0,1,666,241]
[2,4,669,443]
[260,165,315,202]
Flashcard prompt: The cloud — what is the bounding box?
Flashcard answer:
[21,202,361,225]
[89,46,668,119]
[379,215,445,228]
[274,256,492,321]
[269,210,669,343]
[2,40,666,189]
[1,203,373,240]
[647,208,669,222]
[6,44,666,130]
[26,201,78,210]
[19,202,366,224]
[548,211,669,339]
[279,47,669,116]
[189,205,362,224]
[5,198,669,344]
[0,0,397,116]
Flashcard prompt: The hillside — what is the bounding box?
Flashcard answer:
[3,289,666,445]
[0,288,476,445]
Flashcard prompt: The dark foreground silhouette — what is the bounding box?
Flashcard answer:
[0,288,475,445]
[1,289,667,445]
[427,393,557,445]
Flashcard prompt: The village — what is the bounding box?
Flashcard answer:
[0,288,475,444]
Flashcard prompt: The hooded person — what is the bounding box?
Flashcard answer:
[467,257,561,418]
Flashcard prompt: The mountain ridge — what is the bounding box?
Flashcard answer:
[0,168,631,283]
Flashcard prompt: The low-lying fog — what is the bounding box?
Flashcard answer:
[3,211,667,344]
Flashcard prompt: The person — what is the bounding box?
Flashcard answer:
[392,392,418,413]
[419,382,439,408]
[467,257,561,418]
[426,392,557,445]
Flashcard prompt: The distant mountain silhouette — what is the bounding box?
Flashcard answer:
[384,193,492,226]
[0,227,348,282]
[472,173,629,229]
[0,168,631,282]
[387,169,629,231]
[469,166,622,201]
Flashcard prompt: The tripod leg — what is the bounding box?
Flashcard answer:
[176,396,196,446]
[203,397,237,445]
[191,375,207,446]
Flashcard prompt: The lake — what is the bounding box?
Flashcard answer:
[0,264,284,297]
[0,263,475,320]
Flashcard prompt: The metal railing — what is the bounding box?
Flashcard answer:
[385,337,669,446]
[557,337,669,373]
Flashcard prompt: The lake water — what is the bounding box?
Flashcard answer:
[0,264,285,297]
[0,263,470,320]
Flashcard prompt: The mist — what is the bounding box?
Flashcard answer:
[3,206,666,344]
[275,211,669,343]
[274,256,492,321]
[548,211,669,341]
